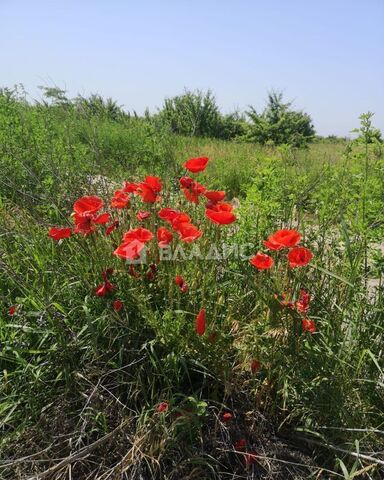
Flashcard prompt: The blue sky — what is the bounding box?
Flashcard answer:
[1,0,383,136]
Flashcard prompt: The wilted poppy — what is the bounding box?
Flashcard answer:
[251,360,260,374]
[8,305,17,315]
[137,210,151,221]
[128,265,141,278]
[113,299,123,312]
[288,247,313,268]
[184,156,209,173]
[73,196,103,215]
[222,412,233,422]
[250,252,274,270]
[95,279,115,297]
[157,227,173,248]
[175,275,188,293]
[234,439,246,451]
[106,220,119,235]
[265,229,301,249]
[157,402,169,413]
[208,331,218,343]
[195,308,206,336]
[296,290,310,313]
[302,318,316,333]
[48,227,72,241]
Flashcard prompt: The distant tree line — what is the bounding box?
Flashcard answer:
[1,85,381,147]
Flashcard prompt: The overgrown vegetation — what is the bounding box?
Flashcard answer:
[0,86,383,479]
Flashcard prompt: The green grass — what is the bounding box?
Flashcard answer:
[0,94,383,479]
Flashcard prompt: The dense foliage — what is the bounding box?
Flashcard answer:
[0,88,383,479]
[245,91,316,147]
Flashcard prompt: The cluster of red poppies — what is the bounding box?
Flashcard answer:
[278,289,316,333]
[250,229,313,270]
[47,155,316,340]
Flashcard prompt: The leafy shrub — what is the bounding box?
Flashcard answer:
[245,91,315,147]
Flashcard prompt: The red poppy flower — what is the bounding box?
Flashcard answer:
[113,299,123,312]
[48,227,72,241]
[175,275,188,293]
[184,156,209,173]
[156,401,169,413]
[266,229,301,249]
[137,210,151,221]
[176,222,203,243]
[251,360,260,374]
[181,180,206,204]
[171,212,191,229]
[158,208,179,223]
[250,252,274,270]
[110,190,130,209]
[73,196,103,215]
[8,305,17,315]
[195,308,206,336]
[73,210,109,235]
[204,190,226,202]
[179,176,194,189]
[93,213,110,224]
[205,202,236,225]
[136,176,162,203]
[122,181,139,193]
[123,228,153,243]
[114,239,145,260]
[95,279,115,297]
[73,213,96,235]
[302,318,316,333]
[144,176,162,193]
[157,227,173,248]
[288,247,313,268]
[263,238,284,251]
[296,290,310,313]
[222,412,233,422]
[106,220,119,235]
[234,439,246,451]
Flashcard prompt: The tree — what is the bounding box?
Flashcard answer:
[158,89,222,137]
[245,91,315,147]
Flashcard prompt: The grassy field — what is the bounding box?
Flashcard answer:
[1,92,383,479]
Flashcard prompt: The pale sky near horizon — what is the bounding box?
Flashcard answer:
[1,0,383,136]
